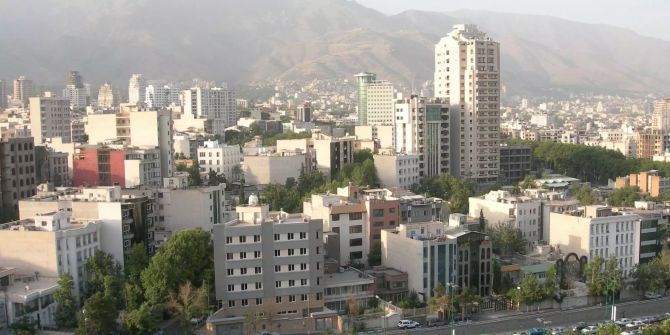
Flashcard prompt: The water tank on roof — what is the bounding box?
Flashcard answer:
[248,194,259,206]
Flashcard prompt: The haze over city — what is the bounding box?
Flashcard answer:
[0,1,670,335]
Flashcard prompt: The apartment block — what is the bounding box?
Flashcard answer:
[636,130,663,159]
[12,76,34,106]
[499,143,532,184]
[549,206,640,277]
[35,145,71,187]
[29,94,72,144]
[468,190,542,246]
[197,141,242,181]
[243,151,306,185]
[0,137,37,210]
[73,145,161,188]
[434,24,500,185]
[0,211,100,301]
[145,84,180,108]
[182,87,238,134]
[615,170,670,197]
[209,199,335,335]
[373,151,420,189]
[0,267,59,328]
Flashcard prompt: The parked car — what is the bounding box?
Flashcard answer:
[580,325,597,334]
[397,320,420,329]
[551,326,567,334]
[572,322,587,332]
[527,328,545,335]
[644,292,662,299]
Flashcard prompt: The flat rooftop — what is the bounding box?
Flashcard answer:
[325,268,375,287]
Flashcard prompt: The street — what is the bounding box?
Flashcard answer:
[380,296,670,335]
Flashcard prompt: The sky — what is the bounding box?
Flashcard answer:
[356,0,670,40]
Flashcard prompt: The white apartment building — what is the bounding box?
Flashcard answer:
[373,151,420,189]
[549,206,640,277]
[434,24,500,185]
[365,81,394,126]
[124,146,162,187]
[197,140,242,180]
[243,151,305,185]
[182,87,238,134]
[12,76,34,106]
[87,104,174,178]
[128,74,145,105]
[97,82,115,108]
[29,93,72,144]
[469,190,542,245]
[0,211,101,301]
[652,98,670,133]
[0,267,60,328]
[303,193,368,266]
[210,200,331,334]
[145,84,180,108]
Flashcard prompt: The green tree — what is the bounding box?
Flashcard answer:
[125,243,149,282]
[368,241,382,266]
[238,175,246,205]
[123,303,160,335]
[398,291,426,309]
[596,322,622,335]
[54,273,78,329]
[584,256,605,297]
[125,282,145,312]
[79,292,118,335]
[518,274,544,308]
[603,257,623,303]
[486,221,527,256]
[571,184,598,206]
[478,209,486,232]
[141,229,213,305]
[607,186,640,207]
[353,149,373,164]
[167,281,208,333]
[85,250,123,299]
[9,315,37,335]
[428,282,452,317]
[519,175,536,189]
[455,288,480,319]
[0,205,17,223]
[413,175,474,214]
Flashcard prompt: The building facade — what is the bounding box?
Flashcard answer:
[197,141,242,181]
[128,74,145,105]
[29,94,72,144]
[499,143,532,184]
[0,137,37,210]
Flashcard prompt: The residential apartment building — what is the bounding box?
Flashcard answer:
[296,102,312,122]
[128,74,145,105]
[243,151,306,185]
[499,143,532,184]
[636,130,663,159]
[197,141,242,181]
[323,267,375,313]
[304,193,368,266]
[373,151,420,189]
[35,145,71,186]
[12,76,34,106]
[145,84,180,108]
[0,137,37,210]
[0,211,101,301]
[354,72,375,126]
[278,133,354,180]
[0,79,8,109]
[210,200,334,335]
[549,206,640,277]
[652,98,670,133]
[365,80,394,126]
[73,145,161,188]
[19,186,156,264]
[0,267,59,328]
[469,190,542,246]
[434,24,501,185]
[182,87,238,134]
[86,104,174,178]
[97,82,115,108]
[62,71,88,110]
[615,170,670,197]
[29,93,72,144]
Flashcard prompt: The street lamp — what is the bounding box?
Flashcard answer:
[82,308,87,335]
[375,295,387,335]
[516,286,521,311]
[447,283,459,335]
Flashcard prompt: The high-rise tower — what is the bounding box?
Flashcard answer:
[128,74,146,105]
[434,24,500,185]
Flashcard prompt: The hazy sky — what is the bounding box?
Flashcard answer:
[356,0,670,40]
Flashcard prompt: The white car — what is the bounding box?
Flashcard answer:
[580,326,597,334]
[625,320,644,328]
[616,318,631,326]
[397,320,420,329]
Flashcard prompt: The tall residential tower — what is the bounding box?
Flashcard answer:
[434,24,501,185]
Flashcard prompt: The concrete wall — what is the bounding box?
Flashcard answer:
[243,154,303,185]
[381,230,424,297]
[0,230,57,276]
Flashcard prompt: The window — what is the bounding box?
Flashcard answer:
[373,209,384,217]
[239,252,247,259]
[254,251,261,258]
[300,263,307,270]
[227,284,234,292]
[300,248,307,255]
[288,249,295,256]
[289,280,295,287]
[226,253,233,260]
[301,279,307,286]
[288,233,294,240]
[349,212,362,220]
[255,282,262,289]
[349,238,363,247]
[240,268,247,275]
[225,236,233,244]
[239,236,246,243]
[288,264,295,272]
[255,266,262,274]
[275,281,282,288]
[241,299,248,306]
[289,295,296,302]
[241,283,248,291]
[274,250,281,257]
[274,234,280,241]
[275,265,281,272]
[332,214,340,221]
[228,300,235,307]
[256,298,263,305]
[276,296,282,303]
[254,235,261,242]
[316,293,322,300]
[316,247,321,254]
[227,269,234,276]
[373,221,384,227]
[300,232,307,239]
[389,207,396,213]
[349,225,363,234]
[350,251,363,260]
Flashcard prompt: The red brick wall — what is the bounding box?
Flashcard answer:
[73,148,100,186]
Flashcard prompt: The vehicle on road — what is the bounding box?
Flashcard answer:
[580,325,597,334]
[644,292,662,299]
[397,320,420,329]
[551,326,567,334]
[527,328,545,335]
[571,322,587,332]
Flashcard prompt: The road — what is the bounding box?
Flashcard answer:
[379,296,670,335]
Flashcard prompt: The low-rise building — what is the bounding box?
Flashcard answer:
[242,151,306,185]
[373,151,421,189]
[323,266,375,314]
[614,170,670,197]
[197,141,242,181]
[365,266,409,303]
[0,267,59,328]
[0,137,37,210]
[469,190,542,246]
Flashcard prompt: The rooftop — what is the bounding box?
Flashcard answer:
[324,267,375,288]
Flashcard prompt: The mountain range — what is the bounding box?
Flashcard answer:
[1,0,669,96]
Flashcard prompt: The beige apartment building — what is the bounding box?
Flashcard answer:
[29,94,72,144]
